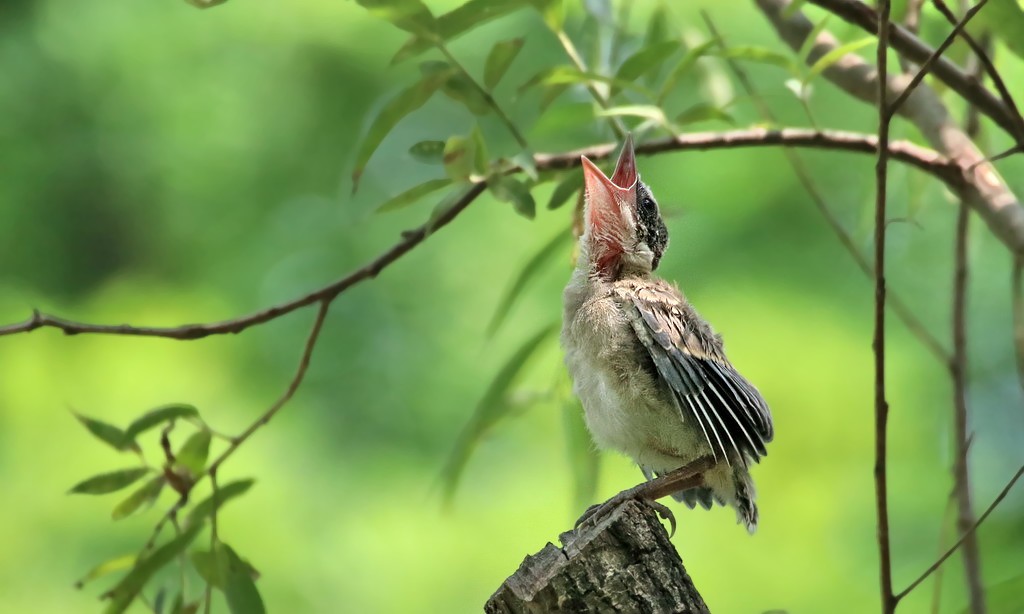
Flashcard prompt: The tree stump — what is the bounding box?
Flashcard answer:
[485,500,710,613]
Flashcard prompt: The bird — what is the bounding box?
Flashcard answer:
[561,135,773,533]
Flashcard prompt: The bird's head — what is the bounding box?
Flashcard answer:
[579,135,668,280]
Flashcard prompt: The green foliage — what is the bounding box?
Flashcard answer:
[73,413,139,453]
[122,404,200,446]
[104,523,205,614]
[487,228,572,336]
[186,480,256,529]
[69,468,151,495]
[376,178,452,212]
[111,476,165,520]
[484,38,525,89]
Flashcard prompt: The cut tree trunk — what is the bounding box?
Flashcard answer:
[485,500,710,613]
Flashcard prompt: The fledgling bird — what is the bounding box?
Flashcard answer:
[561,136,773,533]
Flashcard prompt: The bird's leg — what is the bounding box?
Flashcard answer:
[574,455,715,536]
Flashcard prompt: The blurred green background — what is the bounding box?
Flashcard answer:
[2,0,1024,612]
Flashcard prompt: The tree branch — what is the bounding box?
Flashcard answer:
[2,127,1020,342]
[756,0,1024,256]
[805,0,1023,139]
[873,3,896,611]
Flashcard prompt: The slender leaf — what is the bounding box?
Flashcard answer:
[613,40,679,94]
[658,40,716,103]
[797,14,831,62]
[529,0,564,30]
[190,548,227,589]
[441,324,558,500]
[487,229,572,336]
[539,82,570,111]
[598,104,668,126]
[519,66,651,96]
[112,476,165,520]
[74,554,136,589]
[488,176,536,219]
[355,0,436,36]
[484,38,525,89]
[443,136,474,181]
[185,479,255,528]
[104,523,204,614]
[351,68,454,190]
[804,37,874,84]
[176,430,211,476]
[223,545,265,614]
[409,140,446,164]
[390,0,524,64]
[644,3,669,48]
[73,413,138,453]
[441,72,491,115]
[547,172,583,210]
[471,125,489,176]
[511,151,538,182]
[562,396,600,514]
[675,103,735,126]
[122,404,199,445]
[377,178,452,213]
[717,45,799,75]
[69,468,150,495]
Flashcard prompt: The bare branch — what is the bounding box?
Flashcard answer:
[873,3,896,611]
[897,463,1024,599]
[757,0,1024,255]
[207,300,331,475]
[805,0,1022,139]
[950,201,986,613]
[887,0,988,118]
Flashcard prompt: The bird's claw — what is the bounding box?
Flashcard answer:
[574,496,677,537]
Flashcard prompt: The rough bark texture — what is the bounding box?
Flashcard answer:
[485,501,710,614]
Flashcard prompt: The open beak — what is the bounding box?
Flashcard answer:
[580,136,639,275]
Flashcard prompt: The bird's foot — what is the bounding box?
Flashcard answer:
[574,495,678,537]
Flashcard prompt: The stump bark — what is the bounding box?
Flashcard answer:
[485,500,710,613]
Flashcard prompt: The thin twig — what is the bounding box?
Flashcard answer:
[898,463,1024,599]
[874,3,896,612]
[887,0,989,118]
[805,0,1021,139]
[932,0,1024,143]
[905,0,926,35]
[702,10,949,364]
[206,300,331,475]
[950,201,986,613]
[553,29,628,139]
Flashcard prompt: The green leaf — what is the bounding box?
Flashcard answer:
[443,136,474,181]
[176,430,211,476]
[547,172,583,210]
[804,36,874,84]
[657,40,716,103]
[73,413,138,453]
[519,66,651,97]
[122,404,200,445]
[644,3,670,48]
[190,548,227,589]
[970,0,1024,61]
[355,0,436,36]
[511,151,538,182]
[488,176,536,219]
[74,554,136,589]
[487,229,572,336]
[223,545,265,614]
[390,0,524,64]
[675,103,735,126]
[104,523,204,614]
[69,468,150,495]
[440,72,491,115]
[562,396,600,514]
[470,125,489,176]
[484,38,525,89]
[529,0,564,31]
[112,476,165,520]
[440,324,558,500]
[717,45,799,75]
[539,83,570,111]
[408,140,446,164]
[351,68,454,190]
[797,14,831,62]
[185,479,255,528]
[376,178,452,213]
[613,40,679,94]
[597,104,668,126]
